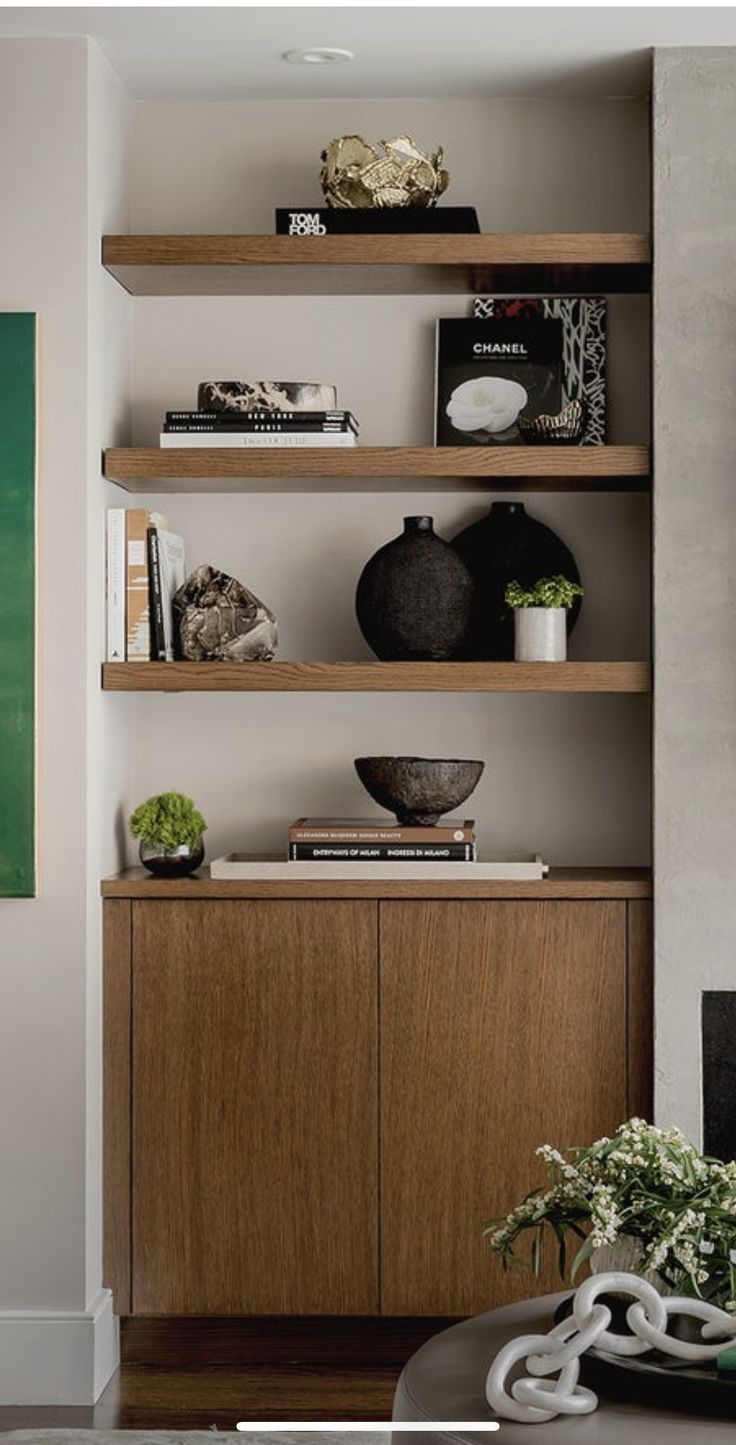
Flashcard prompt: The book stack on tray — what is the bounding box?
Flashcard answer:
[160,410,359,449]
[209,822,548,881]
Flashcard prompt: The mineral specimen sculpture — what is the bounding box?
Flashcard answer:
[173,565,278,662]
[320,135,449,209]
[197,381,337,413]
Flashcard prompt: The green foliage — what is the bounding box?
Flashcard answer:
[505,574,583,609]
[484,1118,736,1313]
[129,791,207,850]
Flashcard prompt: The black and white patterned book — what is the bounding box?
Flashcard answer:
[472,296,606,444]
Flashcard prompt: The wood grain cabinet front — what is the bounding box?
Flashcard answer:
[129,899,378,1314]
[378,900,631,1316]
[103,892,651,1317]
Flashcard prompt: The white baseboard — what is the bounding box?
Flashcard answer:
[0,1287,119,1404]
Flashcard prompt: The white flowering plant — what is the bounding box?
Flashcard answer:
[485,1118,736,1312]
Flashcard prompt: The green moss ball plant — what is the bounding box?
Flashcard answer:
[130,791,207,877]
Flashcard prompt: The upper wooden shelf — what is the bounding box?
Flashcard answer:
[101,865,652,901]
[103,444,650,493]
[101,233,652,296]
[102,661,651,694]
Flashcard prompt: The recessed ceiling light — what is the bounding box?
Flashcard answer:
[283,47,354,66]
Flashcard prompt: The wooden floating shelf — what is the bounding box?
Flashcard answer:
[103,444,651,493]
[101,232,652,296]
[102,661,652,694]
[101,865,652,901]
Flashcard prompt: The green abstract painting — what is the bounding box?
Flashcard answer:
[0,313,36,897]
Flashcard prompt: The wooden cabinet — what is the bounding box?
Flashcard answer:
[103,876,652,1318]
[380,901,628,1315]
[124,899,377,1314]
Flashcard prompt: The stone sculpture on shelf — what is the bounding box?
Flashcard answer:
[197,380,337,413]
[320,135,449,209]
[173,565,278,662]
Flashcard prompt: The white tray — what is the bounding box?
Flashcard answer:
[210,852,548,881]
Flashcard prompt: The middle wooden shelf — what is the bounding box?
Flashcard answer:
[103,444,651,493]
[102,660,652,693]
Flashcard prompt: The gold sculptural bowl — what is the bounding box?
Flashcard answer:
[320,134,449,209]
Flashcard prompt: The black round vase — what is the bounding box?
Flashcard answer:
[450,501,582,660]
[356,516,474,661]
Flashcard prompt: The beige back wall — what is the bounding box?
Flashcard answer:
[126,96,651,866]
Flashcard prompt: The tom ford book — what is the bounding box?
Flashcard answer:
[435,317,564,446]
[275,207,480,235]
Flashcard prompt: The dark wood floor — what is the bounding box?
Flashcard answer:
[0,1317,454,1432]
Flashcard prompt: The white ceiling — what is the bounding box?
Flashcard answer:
[0,6,735,100]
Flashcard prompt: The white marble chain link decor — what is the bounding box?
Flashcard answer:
[485,1271,736,1424]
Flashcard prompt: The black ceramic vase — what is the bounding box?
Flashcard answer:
[356,516,474,661]
[450,501,582,660]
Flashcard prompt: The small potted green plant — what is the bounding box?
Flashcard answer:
[505,574,583,661]
[130,791,207,877]
[485,1119,736,1314]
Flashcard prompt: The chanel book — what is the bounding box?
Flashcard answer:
[435,317,564,447]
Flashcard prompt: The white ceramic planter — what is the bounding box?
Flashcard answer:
[514,607,567,661]
[591,1234,671,1293]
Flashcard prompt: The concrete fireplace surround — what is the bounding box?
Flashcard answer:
[652,49,736,1143]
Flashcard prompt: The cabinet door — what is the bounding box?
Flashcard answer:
[132,899,377,1314]
[380,900,627,1316]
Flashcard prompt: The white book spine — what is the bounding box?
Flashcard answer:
[106,508,126,662]
[159,432,358,449]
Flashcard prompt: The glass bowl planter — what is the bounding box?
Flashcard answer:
[139,838,204,877]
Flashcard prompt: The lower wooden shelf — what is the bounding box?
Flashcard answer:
[101,865,652,900]
[102,660,651,693]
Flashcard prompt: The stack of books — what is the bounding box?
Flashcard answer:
[160,410,359,449]
[288,816,476,862]
[106,506,185,662]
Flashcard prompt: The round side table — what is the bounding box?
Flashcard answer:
[393,1292,732,1442]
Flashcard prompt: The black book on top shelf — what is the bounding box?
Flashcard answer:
[275,206,480,236]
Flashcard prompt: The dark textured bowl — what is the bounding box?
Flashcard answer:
[354,756,485,827]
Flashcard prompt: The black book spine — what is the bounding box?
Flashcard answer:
[289,844,474,861]
[146,527,166,662]
[165,410,354,425]
[275,207,480,235]
[163,420,356,433]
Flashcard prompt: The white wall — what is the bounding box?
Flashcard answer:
[85,39,132,1343]
[0,36,128,1403]
[127,96,651,865]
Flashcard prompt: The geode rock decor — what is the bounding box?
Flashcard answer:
[173,565,278,662]
[354,756,485,827]
[320,135,449,209]
[355,516,474,661]
[197,381,338,413]
[450,502,581,660]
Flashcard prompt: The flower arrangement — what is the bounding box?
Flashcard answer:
[505,575,583,609]
[129,791,207,852]
[485,1118,736,1312]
